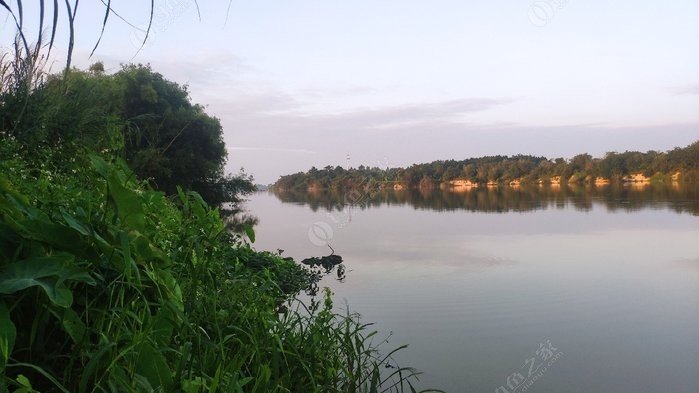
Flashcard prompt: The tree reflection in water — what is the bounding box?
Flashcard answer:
[272,183,699,215]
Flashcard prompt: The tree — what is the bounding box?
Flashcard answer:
[2,64,254,206]
[570,153,593,173]
[116,64,227,194]
[1,66,124,148]
[441,166,460,181]
[273,142,699,190]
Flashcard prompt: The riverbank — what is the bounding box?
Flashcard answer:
[0,137,430,392]
[275,171,695,193]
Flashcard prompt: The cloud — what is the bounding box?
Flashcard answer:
[214,92,513,132]
[317,98,514,129]
[296,86,378,98]
[672,84,699,95]
[229,147,316,154]
[147,51,253,87]
[101,51,512,129]
[212,91,515,180]
[203,82,698,182]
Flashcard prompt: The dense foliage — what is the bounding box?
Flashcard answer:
[0,135,431,392]
[1,63,255,207]
[275,142,699,190]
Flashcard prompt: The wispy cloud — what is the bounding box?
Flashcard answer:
[213,91,513,130]
[671,84,699,95]
[229,147,316,154]
[319,98,514,129]
[296,86,378,98]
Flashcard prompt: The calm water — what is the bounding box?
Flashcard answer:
[244,184,699,392]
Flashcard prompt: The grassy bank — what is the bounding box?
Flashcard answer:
[0,136,433,392]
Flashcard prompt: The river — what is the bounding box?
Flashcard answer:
[244,184,699,392]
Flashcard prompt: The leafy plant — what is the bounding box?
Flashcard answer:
[0,136,436,392]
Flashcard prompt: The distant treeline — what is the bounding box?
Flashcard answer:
[274,141,699,190]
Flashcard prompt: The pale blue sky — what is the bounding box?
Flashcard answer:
[2,1,698,182]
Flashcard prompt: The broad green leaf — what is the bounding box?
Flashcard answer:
[243,224,255,243]
[89,155,111,178]
[187,191,206,209]
[151,307,175,347]
[0,255,73,290]
[48,306,87,344]
[0,176,30,208]
[79,342,116,393]
[52,307,86,344]
[0,255,93,307]
[15,374,33,393]
[142,190,166,211]
[0,301,16,371]
[60,209,91,236]
[133,235,170,267]
[60,268,97,286]
[1,275,72,308]
[147,270,182,308]
[18,219,90,257]
[107,171,145,232]
[134,343,173,389]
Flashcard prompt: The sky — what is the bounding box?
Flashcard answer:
[2,0,698,183]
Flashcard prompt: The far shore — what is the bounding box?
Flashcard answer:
[275,172,693,193]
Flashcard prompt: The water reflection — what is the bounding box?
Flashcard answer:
[248,186,699,392]
[222,210,259,233]
[273,183,699,215]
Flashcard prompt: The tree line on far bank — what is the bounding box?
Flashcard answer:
[274,141,699,190]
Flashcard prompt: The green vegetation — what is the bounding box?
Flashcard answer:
[2,63,255,208]
[0,28,433,393]
[0,136,430,391]
[274,143,699,190]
